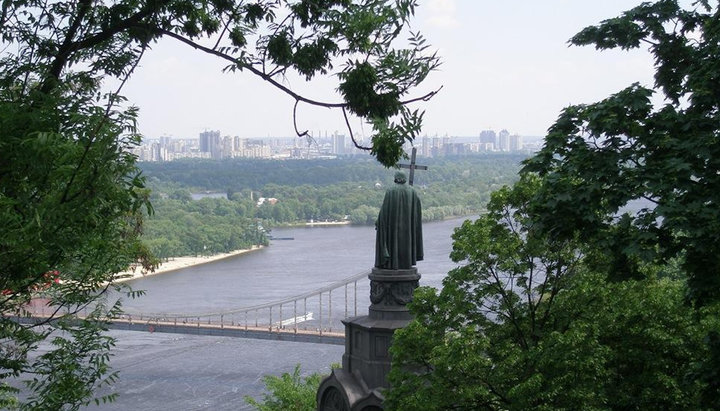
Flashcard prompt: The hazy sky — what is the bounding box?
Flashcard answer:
[120,1,660,140]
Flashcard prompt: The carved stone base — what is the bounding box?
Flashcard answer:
[316,267,420,411]
[368,268,420,321]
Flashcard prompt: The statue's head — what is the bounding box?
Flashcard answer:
[394,171,407,184]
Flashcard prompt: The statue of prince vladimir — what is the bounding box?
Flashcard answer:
[374,171,423,270]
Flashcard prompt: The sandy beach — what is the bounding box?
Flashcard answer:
[305,221,351,226]
[113,246,264,283]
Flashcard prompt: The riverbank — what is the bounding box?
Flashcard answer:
[113,246,264,283]
[305,221,351,226]
[269,220,352,228]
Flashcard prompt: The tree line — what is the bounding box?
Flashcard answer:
[140,155,525,258]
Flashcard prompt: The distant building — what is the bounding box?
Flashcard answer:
[444,143,467,156]
[479,142,494,151]
[498,129,510,152]
[479,130,497,150]
[509,134,523,151]
[332,132,346,155]
[432,136,440,150]
[222,135,233,159]
[199,130,221,158]
[256,197,278,207]
[130,130,528,163]
[420,135,430,157]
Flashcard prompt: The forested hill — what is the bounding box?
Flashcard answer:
[139,155,527,259]
[139,155,527,192]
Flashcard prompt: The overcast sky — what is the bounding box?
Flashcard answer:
[120,1,661,140]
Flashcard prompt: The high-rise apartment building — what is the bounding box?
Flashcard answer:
[221,135,233,158]
[498,129,510,152]
[509,134,523,151]
[420,135,430,157]
[233,136,243,152]
[332,132,346,155]
[199,130,221,157]
[479,130,497,150]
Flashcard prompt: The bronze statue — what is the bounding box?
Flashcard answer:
[374,171,423,269]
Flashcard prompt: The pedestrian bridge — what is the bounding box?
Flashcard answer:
[20,270,373,345]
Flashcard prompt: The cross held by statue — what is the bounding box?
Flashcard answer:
[398,147,428,186]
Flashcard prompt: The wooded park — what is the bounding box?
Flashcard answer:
[139,155,524,259]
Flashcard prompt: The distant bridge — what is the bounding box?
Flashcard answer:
[18,270,372,345]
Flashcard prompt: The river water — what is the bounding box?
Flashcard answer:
[119,218,470,316]
[91,217,473,410]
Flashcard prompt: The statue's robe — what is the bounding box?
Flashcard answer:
[375,183,423,269]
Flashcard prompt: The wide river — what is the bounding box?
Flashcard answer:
[119,217,472,316]
[91,217,475,410]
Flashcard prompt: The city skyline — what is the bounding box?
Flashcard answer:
[133,128,531,162]
[119,1,660,140]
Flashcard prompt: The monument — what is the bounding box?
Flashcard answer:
[317,170,424,411]
[375,171,423,270]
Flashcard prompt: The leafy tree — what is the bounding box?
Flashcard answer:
[520,0,720,404]
[1,0,437,407]
[139,156,527,194]
[388,2,720,407]
[140,155,524,226]
[387,176,711,410]
[349,204,378,224]
[0,63,152,408]
[170,188,193,202]
[245,364,325,411]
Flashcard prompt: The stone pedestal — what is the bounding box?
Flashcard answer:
[317,268,420,411]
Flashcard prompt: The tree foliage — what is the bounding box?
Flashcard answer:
[143,197,267,259]
[521,0,720,403]
[139,155,526,192]
[387,176,712,410]
[1,0,436,407]
[245,364,325,411]
[137,156,523,259]
[0,58,151,409]
[388,1,720,408]
[523,0,720,305]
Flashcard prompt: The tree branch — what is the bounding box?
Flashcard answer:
[41,0,172,94]
[489,265,528,349]
[159,28,442,109]
[41,0,93,93]
[292,99,309,138]
[343,107,371,150]
[61,44,147,205]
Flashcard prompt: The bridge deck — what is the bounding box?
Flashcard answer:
[12,315,345,345]
[109,317,345,345]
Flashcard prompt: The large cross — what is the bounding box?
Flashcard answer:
[399,147,428,186]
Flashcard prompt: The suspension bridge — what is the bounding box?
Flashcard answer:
[17,270,374,345]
